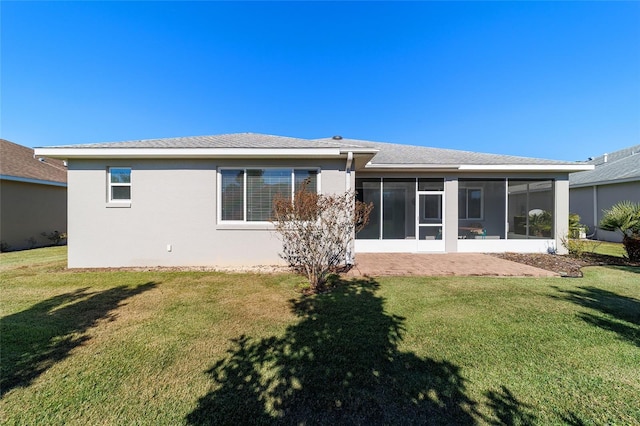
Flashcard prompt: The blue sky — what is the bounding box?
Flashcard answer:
[2,1,639,161]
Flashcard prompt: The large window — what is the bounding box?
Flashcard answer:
[220,168,318,222]
[108,167,131,202]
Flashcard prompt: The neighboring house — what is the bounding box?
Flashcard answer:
[35,133,592,268]
[0,139,67,251]
[569,145,640,242]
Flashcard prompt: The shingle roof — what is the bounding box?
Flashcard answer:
[48,133,364,149]
[0,139,67,184]
[570,144,640,187]
[313,137,575,166]
[41,132,585,167]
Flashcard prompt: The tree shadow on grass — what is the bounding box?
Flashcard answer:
[552,286,639,347]
[481,386,537,425]
[187,278,479,425]
[604,265,640,274]
[0,282,157,397]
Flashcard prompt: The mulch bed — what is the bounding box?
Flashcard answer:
[491,252,639,277]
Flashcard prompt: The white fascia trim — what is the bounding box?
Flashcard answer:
[0,174,67,187]
[365,163,461,170]
[34,147,344,159]
[339,147,379,154]
[458,164,594,171]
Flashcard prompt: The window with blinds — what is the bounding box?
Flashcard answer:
[220,168,318,222]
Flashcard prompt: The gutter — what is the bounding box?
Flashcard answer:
[0,174,67,187]
[365,163,594,172]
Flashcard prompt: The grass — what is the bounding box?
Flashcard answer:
[1,247,639,425]
[590,241,627,258]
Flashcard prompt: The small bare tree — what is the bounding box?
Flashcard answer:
[272,185,372,292]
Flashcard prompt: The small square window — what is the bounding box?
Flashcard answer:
[109,167,131,202]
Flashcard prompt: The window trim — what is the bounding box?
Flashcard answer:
[217,167,320,224]
[458,187,483,220]
[107,167,131,204]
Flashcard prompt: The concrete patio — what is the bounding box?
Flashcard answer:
[346,253,558,277]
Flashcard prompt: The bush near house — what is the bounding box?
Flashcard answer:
[272,187,372,292]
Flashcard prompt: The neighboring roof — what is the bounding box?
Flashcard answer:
[35,133,592,172]
[0,139,67,186]
[570,144,640,187]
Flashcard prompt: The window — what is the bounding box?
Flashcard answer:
[109,167,131,202]
[220,168,318,222]
[458,187,482,219]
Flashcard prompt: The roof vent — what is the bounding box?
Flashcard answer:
[38,157,45,163]
[603,153,608,163]
[332,135,343,140]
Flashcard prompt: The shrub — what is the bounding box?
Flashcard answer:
[272,186,372,292]
[568,213,588,239]
[599,201,640,261]
[41,231,67,246]
[561,235,602,258]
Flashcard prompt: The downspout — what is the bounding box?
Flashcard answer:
[345,151,353,190]
[346,151,354,264]
[592,185,598,239]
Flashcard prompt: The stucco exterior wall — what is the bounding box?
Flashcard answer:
[570,181,640,242]
[0,180,67,250]
[554,178,570,254]
[67,158,349,267]
[569,186,594,232]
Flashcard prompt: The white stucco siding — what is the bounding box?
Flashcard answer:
[569,187,595,231]
[67,158,348,267]
[554,178,570,254]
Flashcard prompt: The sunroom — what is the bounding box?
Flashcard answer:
[354,176,561,254]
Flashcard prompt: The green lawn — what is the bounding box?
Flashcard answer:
[1,247,639,425]
[590,241,627,258]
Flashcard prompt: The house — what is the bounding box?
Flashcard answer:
[569,145,640,242]
[1,139,67,251]
[34,133,592,268]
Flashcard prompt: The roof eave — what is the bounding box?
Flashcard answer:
[570,176,640,188]
[364,163,461,171]
[0,174,67,187]
[364,163,594,172]
[34,147,352,159]
[458,164,594,172]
